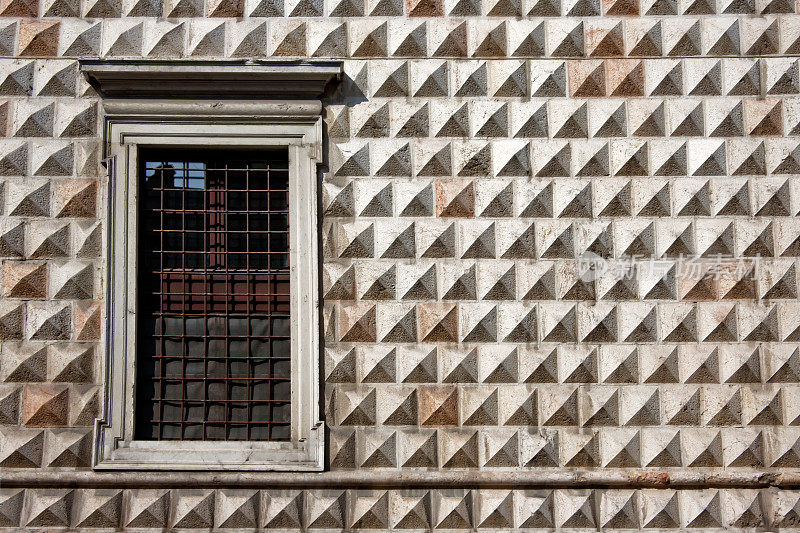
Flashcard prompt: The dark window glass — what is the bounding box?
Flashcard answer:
[135,149,291,441]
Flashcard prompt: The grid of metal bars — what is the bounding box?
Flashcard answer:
[135,149,291,441]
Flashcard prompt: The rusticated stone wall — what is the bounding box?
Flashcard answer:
[2,0,800,527]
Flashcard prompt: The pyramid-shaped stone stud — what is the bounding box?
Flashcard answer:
[682,490,723,528]
[338,303,376,342]
[145,21,186,58]
[541,386,580,426]
[569,60,605,97]
[539,302,577,342]
[49,261,92,300]
[725,489,765,528]
[430,20,467,57]
[399,346,438,383]
[599,346,638,383]
[0,0,36,16]
[27,302,71,340]
[337,222,374,258]
[104,21,143,56]
[230,21,267,57]
[0,385,21,424]
[381,387,418,425]
[664,387,701,425]
[57,103,96,138]
[0,489,24,526]
[622,387,661,425]
[462,387,498,426]
[441,347,478,383]
[0,302,23,340]
[338,387,377,426]
[0,347,29,387]
[586,22,625,57]
[328,428,355,468]
[0,428,44,467]
[583,387,619,426]
[124,0,161,16]
[590,101,626,138]
[640,490,680,527]
[562,432,600,467]
[729,141,765,177]
[15,102,54,137]
[262,490,304,529]
[32,142,73,177]
[71,489,122,528]
[630,101,666,137]
[213,490,258,529]
[441,431,479,468]
[498,388,536,428]
[555,490,597,528]
[742,18,778,55]
[641,428,681,467]
[351,21,388,57]
[24,489,73,527]
[22,384,68,426]
[18,21,59,57]
[0,63,33,97]
[665,19,702,56]
[598,490,639,529]
[517,489,556,526]
[746,98,783,136]
[34,62,76,98]
[627,19,662,55]
[419,385,458,426]
[669,101,704,136]
[188,21,227,57]
[125,490,171,528]
[54,180,97,218]
[306,490,346,529]
[206,0,243,15]
[61,22,102,56]
[659,303,697,342]
[388,490,430,528]
[73,301,101,341]
[359,430,397,467]
[2,261,47,300]
[400,428,438,467]
[50,344,93,384]
[170,491,215,529]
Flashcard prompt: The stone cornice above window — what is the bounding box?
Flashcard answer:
[80,59,343,99]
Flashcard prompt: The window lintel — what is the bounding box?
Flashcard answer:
[80,59,343,99]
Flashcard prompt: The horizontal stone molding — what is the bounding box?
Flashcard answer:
[1,470,799,490]
[101,99,324,118]
[80,59,343,98]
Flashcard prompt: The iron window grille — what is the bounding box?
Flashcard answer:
[136,150,292,442]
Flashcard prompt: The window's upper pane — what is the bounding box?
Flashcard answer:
[135,149,291,442]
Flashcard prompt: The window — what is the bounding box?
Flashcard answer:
[136,150,292,442]
[84,60,341,470]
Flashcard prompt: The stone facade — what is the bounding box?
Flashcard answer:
[0,0,800,529]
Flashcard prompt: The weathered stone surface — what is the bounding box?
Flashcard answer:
[0,0,798,528]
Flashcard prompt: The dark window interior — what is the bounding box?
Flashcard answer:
[135,149,291,441]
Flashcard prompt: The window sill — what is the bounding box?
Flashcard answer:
[95,423,324,471]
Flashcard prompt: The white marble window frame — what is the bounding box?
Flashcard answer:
[93,100,323,471]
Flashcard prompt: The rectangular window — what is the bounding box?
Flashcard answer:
[85,60,340,471]
[93,98,326,470]
[135,150,292,442]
